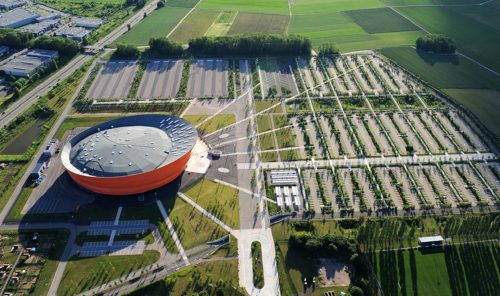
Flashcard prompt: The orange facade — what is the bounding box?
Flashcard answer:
[68,149,192,195]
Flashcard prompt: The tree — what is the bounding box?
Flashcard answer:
[416,35,456,54]
[114,43,139,59]
[32,36,80,57]
[318,43,339,56]
[148,37,183,57]
[157,0,165,8]
[349,286,365,296]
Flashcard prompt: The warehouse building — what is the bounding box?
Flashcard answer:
[0,8,39,28]
[73,17,103,29]
[55,26,90,41]
[0,0,25,10]
[0,49,58,77]
[20,19,59,35]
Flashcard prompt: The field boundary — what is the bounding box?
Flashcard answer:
[166,0,203,38]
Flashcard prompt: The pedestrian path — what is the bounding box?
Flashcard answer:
[156,200,189,265]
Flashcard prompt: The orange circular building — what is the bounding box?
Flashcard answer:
[61,115,197,195]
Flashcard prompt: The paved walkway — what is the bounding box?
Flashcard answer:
[156,200,189,265]
[238,152,496,170]
[235,228,280,296]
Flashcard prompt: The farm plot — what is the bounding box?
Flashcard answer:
[321,57,349,95]
[259,58,299,97]
[205,11,238,36]
[86,61,138,99]
[227,12,289,35]
[351,114,379,156]
[137,60,183,99]
[169,10,220,43]
[345,8,420,34]
[187,59,228,98]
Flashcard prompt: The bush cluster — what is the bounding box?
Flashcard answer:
[148,37,183,57]
[416,34,456,54]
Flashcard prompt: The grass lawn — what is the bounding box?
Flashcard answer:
[259,133,277,150]
[255,100,283,113]
[58,250,160,296]
[443,89,500,139]
[127,260,242,295]
[183,178,240,229]
[256,115,273,132]
[55,115,123,139]
[163,197,227,249]
[372,242,500,295]
[183,114,235,133]
[396,5,500,73]
[115,6,191,46]
[345,8,420,33]
[169,9,220,43]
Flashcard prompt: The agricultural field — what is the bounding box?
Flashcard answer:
[227,13,289,35]
[115,5,192,46]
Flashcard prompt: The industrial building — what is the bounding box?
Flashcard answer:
[73,17,103,29]
[20,19,59,35]
[0,49,58,77]
[61,115,198,195]
[0,8,39,28]
[0,0,24,10]
[55,26,90,41]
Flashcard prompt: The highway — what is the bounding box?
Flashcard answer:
[0,0,159,128]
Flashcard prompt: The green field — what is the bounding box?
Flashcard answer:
[372,243,500,295]
[169,9,220,43]
[164,197,227,249]
[183,178,240,229]
[115,6,191,46]
[443,89,500,138]
[396,5,500,73]
[199,0,289,14]
[58,251,160,295]
[345,8,420,33]
[380,47,500,90]
[292,0,384,14]
[227,12,289,35]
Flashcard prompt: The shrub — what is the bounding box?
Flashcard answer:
[113,43,139,59]
[318,43,340,55]
[148,37,183,57]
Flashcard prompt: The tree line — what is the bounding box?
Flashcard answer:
[113,34,314,59]
[0,29,80,57]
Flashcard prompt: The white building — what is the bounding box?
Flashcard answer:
[0,49,59,77]
[0,8,39,28]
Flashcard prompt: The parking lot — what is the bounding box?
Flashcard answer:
[138,60,184,99]
[87,61,138,99]
[259,58,299,97]
[187,59,228,98]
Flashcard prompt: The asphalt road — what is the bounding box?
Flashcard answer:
[0,1,159,128]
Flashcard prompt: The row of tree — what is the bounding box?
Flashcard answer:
[188,34,312,56]
[0,29,80,57]
[416,34,456,54]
